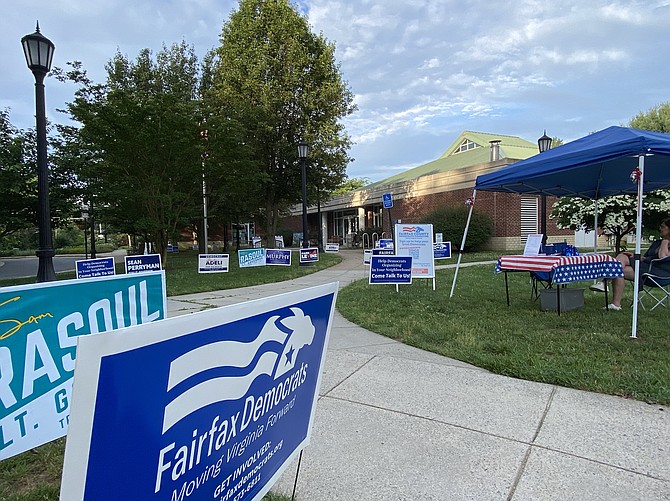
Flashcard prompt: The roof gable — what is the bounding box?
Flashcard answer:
[366,131,538,188]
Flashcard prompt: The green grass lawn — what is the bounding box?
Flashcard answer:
[337,263,670,405]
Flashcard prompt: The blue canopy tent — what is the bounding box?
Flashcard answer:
[450,126,670,338]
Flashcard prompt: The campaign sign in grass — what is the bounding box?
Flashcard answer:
[0,272,166,461]
[363,249,372,265]
[394,224,435,279]
[265,249,291,266]
[60,283,338,501]
[125,254,162,274]
[239,248,267,268]
[198,254,229,273]
[372,248,394,256]
[75,257,116,279]
[299,247,319,264]
[433,241,452,260]
[324,243,339,253]
[377,239,394,250]
[369,256,412,285]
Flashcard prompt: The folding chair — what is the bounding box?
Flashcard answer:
[530,271,552,301]
[639,256,670,311]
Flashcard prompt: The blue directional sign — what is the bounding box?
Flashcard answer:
[382,193,393,209]
[60,284,338,501]
[369,256,412,284]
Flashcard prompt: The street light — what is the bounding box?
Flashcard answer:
[22,22,56,282]
[537,130,553,245]
[297,140,309,263]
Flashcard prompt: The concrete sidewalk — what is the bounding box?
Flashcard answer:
[168,250,669,500]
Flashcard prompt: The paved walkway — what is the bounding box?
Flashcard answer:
[168,250,669,500]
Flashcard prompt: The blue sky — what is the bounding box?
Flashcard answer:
[2,0,670,182]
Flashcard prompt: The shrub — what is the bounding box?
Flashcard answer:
[419,206,492,252]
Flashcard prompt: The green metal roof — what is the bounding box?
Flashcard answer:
[365,131,538,188]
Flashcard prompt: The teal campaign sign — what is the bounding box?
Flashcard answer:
[239,249,266,268]
[0,272,166,460]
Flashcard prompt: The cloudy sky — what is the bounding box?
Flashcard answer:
[2,0,669,182]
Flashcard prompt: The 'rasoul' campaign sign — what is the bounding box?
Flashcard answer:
[61,283,338,501]
[0,272,167,460]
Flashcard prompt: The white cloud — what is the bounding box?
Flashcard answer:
[3,0,670,182]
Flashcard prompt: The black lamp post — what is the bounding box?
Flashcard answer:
[297,140,309,262]
[22,22,56,282]
[537,130,553,245]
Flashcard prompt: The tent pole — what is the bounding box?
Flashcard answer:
[593,199,599,253]
[631,155,645,339]
[450,190,476,298]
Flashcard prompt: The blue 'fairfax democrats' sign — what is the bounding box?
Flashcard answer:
[61,283,338,501]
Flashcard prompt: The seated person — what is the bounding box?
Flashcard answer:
[593,218,670,310]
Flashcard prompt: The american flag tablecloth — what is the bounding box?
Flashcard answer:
[495,254,623,284]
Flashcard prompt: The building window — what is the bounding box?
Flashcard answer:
[373,208,382,228]
[456,139,479,153]
[520,196,539,244]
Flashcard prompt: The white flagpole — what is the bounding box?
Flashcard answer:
[631,155,645,339]
[450,190,476,298]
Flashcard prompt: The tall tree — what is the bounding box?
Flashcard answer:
[0,109,78,244]
[630,102,670,132]
[0,109,36,240]
[212,0,355,237]
[56,44,206,264]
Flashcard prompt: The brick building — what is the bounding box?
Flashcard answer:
[287,131,574,251]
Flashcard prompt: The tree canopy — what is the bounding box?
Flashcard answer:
[211,0,356,237]
[551,103,670,252]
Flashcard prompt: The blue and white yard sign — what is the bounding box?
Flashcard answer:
[199,254,229,273]
[239,248,267,268]
[0,272,166,460]
[125,254,162,274]
[376,239,394,250]
[433,241,452,260]
[394,224,435,279]
[372,248,394,257]
[369,256,412,285]
[324,243,339,253]
[265,249,291,266]
[60,283,338,501]
[299,248,319,264]
[75,257,116,279]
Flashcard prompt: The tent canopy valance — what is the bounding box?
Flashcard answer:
[474,126,670,198]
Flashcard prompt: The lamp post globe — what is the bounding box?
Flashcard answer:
[22,22,56,282]
[297,140,310,264]
[537,130,553,245]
